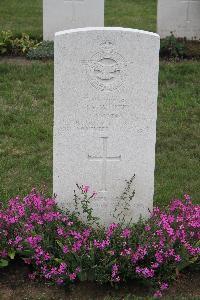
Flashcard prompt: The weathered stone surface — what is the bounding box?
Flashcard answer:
[157,0,200,39]
[43,0,104,40]
[54,28,160,226]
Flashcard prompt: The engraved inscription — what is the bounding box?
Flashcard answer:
[82,41,127,91]
[76,97,129,130]
[88,137,121,192]
[57,97,129,133]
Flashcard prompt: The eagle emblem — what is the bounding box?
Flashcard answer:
[82,41,127,91]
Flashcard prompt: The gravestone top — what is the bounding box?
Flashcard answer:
[43,0,104,41]
[54,27,160,226]
[55,27,159,37]
[157,0,200,39]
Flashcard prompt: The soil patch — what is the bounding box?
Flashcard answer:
[0,57,32,65]
[0,260,199,300]
[0,57,51,65]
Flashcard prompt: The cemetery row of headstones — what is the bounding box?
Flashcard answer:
[44,0,198,225]
[43,0,200,41]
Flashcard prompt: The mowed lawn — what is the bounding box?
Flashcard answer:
[0,0,157,38]
[0,0,199,205]
[0,61,199,204]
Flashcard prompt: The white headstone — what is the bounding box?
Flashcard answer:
[54,28,160,226]
[157,0,200,39]
[43,0,104,40]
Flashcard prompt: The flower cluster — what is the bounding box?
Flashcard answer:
[0,189,87,284]
[0,189,199,298]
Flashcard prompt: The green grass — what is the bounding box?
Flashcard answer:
[155,61,200,205]
[105,0,157,32]
[0,61,199,204]
[0,0,42,39]
[0,0,199,205]
[0,0,157,38]
[0,62,53,199]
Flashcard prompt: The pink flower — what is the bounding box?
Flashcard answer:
[184,194,191,201]
[174,255,181,262]
[23,258,32,264]
[24,223,34,231]
[82,228,91,240]
[121,228,131,239]
[63,245,69,254]
[58,262,67,274]
[106,223,118,238]
[114,276,120,282]
[44,253,51,260]
[75,267,81,273]
[151,262,159,269]
[111,264,120,282]
[94,239,110,250]
[135,267,154,278]
[82,185,89,193]
[56,278,64,285]
[67,221,73,226]
[108,250,115,255]
[26,236,42,248]
[120,248,131,256]
[0,190,199,295]
[153,290,162,298]
[155,251,164,263]
[160,282,168,290]
[72,240,83,252]
[145,225,151,231]
[28,272,37,280]
[0,249,8,258]
[69,273,77,280]
[57,227,64,236]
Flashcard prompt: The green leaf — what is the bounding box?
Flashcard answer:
[0,259,9,268]
[8,250,16,260]
[195,240,200,247]
[54,258,63,264]
[78,271,88,281]
[189,256,199,264]
[17,249,34,256]
[105,259,117,269]
[56,240,63,249]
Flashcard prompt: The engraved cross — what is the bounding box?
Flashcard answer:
[181,0,199,23]
[88,137,121,192]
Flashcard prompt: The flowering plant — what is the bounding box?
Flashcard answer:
[0,186,199,298]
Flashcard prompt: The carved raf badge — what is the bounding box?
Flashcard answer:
[82,41,127,91]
